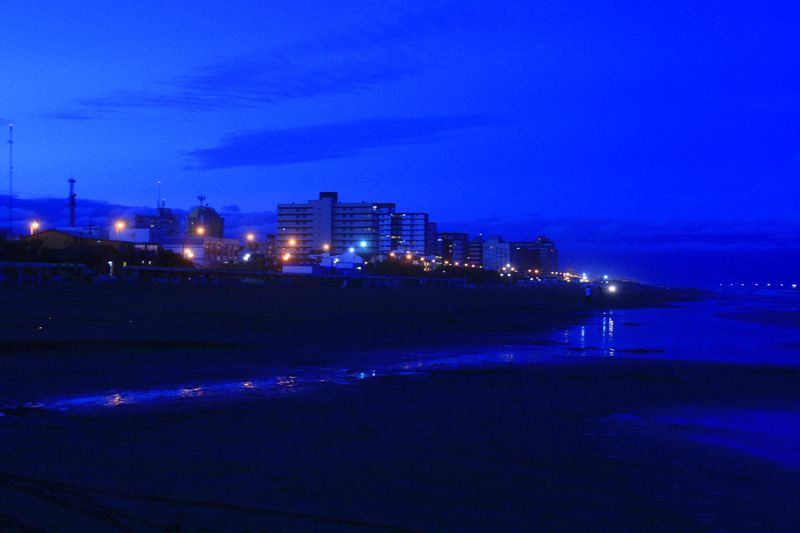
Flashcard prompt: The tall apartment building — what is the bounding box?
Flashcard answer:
[277,192,395,257]
[435,232,469,264]
[511,236,559,274]
[466,234,484,268]
[482,235,510,271]
[379,212,430,256]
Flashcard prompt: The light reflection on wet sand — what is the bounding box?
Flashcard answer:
[3,296,800,415]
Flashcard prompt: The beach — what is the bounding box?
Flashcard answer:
[2,284,799,531]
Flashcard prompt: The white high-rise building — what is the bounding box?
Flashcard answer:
[277,192,395,257]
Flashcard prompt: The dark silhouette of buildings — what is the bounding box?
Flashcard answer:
[135,205,180,243]
[186,196,224,238]
[512,236,559,275]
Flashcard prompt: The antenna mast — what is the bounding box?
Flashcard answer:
[7,124,13,235]
[68,177,77,227]
[157,180,162,209]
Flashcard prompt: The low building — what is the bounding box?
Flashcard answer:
[22,229,158,276]
[162,236,240,267]
[108,226,151,243]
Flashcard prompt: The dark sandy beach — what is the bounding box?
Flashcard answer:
[2,284,798,531]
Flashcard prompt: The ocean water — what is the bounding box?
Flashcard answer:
[561,291,800,364]
[592,290,800,467]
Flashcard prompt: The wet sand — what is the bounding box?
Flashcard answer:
[2,359,800,531]
[8,284,796,531]
[0,283,689,402]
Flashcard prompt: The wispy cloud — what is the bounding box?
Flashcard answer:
[184,114,499,169]
[39,111,101,121]
[45,4,489,118]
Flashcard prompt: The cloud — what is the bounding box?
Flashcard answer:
[38,111,100,121]
[184,114,499,169]
[44,3,491,118]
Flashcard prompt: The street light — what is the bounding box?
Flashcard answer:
[196,226,205,236]
[288,239,296,246]
[246,233,255,242]
[29,221,40,235]
[115,220,125,239]
[322,243,330,252]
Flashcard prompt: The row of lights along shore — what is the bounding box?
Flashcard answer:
[720,283,798,288]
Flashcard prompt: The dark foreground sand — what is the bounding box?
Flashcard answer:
[2,359,800,531]
[4,284,797,531]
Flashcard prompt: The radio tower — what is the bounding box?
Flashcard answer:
[68,177,77,227]
[7,123,13,235]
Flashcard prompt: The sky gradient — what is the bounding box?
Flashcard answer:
[1,1,798,285]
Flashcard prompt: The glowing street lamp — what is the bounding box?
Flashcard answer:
[359,240,368,248]
[196,226,205,236]
[288,239,297,246]
[115,220,125,239]
[282,253,291,261]
[246,233,255,242]
[29,221,40,235]
[322,243,330,252]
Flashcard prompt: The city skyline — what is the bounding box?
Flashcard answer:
[1,1,798,285]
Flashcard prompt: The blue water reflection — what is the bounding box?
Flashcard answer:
[2,293,800,415]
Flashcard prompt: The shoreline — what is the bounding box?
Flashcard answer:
[0,283,699,404]
[2,357,800,530]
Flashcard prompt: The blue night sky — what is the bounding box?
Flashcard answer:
[1,1,798,285]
